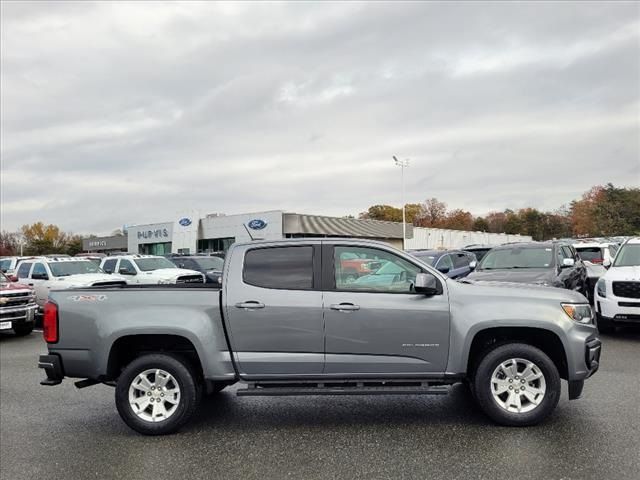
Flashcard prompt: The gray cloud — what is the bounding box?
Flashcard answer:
[1,1,639,234]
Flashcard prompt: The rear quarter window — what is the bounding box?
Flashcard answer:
[17,262,32,278]
[243,246,313,290]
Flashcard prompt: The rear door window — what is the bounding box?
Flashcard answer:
[243,246,313,290]
[103,259,117,274]
[452,253,470,268]
[119,259,136,275]
[17,262,33,278]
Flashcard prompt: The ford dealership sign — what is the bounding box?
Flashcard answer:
[247,219,267,230]
[178,218,192,227]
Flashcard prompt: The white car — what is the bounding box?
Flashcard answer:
[594,237,640,333]
[573,241,620,303]
[99,255,205,284]
[0,256,34,278]
[15,257,128,309]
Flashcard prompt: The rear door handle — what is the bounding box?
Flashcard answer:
[330,303,360,312]
[235,301,265,310]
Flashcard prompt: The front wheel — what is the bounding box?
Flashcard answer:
[115,354,200,435]
[473,343,560,426]
[12,323,34,336]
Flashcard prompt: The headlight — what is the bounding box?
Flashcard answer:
[561,303,594,324]
[596,278,606,298]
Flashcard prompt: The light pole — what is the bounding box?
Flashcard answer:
[393,156,409,250]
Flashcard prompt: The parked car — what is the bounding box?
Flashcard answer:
[594,237,640,333]
[462,244,494,262]
[573,242,620,304]
[39,238,600,435]
[337,250,385,283]
[100,255,205,284]
[409,250,477,279]
[16,257,128,311]
[0,256,32,277]
[466,242,588,295]
[167,255,224,284]
[0,272,38,336]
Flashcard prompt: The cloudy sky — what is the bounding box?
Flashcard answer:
[1,1,639,235]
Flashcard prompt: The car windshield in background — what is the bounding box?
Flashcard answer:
[49,261,103,277]
[0,272,9,285]
[469,249,491,261]
[612,244,640,267]
[575,247,603,263]
[134,257,177,271]
[412,253,437,266]
[193,257,224,271]
[0,259,12,271]
[478,247,553,270]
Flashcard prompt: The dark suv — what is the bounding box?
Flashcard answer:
[408,250,477,279]
[465,242,588,295]
[167,255,224,284]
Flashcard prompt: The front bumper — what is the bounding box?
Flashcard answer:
[568,338,601,400]
[38,354,64,385]
[595,292,640,324]
[0,304,38,329]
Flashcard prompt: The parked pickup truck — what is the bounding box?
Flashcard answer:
[39,239,601,435]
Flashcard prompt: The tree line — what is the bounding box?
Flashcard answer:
[0,222,84,256]
[359,184,640,241]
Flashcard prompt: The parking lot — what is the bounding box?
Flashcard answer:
[0,330,638,480]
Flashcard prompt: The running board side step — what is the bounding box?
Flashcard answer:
[237,380,452,397]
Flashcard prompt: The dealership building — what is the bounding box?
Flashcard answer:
[83,210,531,255]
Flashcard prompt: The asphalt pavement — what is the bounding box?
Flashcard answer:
[1,329,639,480]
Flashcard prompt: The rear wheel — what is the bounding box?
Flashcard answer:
[115,354,200,435]
[12,323,34,336]
[473,343,560,426]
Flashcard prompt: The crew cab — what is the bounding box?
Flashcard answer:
[466,242,588,295]
[39,239,601,435]
[16,257,127,310]
[594,237,640,333]
[100,255,205,284]
[0,272,38,336]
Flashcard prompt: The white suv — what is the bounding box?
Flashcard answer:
[594,238,640,333]
[16,257,128,310]
[99,255,205,284]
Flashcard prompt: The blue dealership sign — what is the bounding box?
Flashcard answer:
[247,219,267,230]
[178,218,192,227]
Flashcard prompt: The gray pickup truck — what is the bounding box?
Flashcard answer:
[39,239,601,435]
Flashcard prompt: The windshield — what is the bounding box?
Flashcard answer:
[193,257,224,271]
[134,257,177,271]
[575,247,603,263]
[469,248,491,261]
[478,247,553,270]
[0,259,11,272]
[49,261,103,277]
[612,243,640,267]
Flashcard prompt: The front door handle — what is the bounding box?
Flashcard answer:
[330,303,360,312]
[28,283,34,287]
[235,301,265,310]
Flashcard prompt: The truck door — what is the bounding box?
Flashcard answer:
[322,244,450,375]
[223,244,324,377]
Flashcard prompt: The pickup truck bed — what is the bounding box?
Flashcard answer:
[39,238,601,435]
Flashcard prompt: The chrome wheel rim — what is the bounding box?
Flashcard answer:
[128,369,181,423]
[490,358,546,414]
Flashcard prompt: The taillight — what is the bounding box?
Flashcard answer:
[43,301,59,343]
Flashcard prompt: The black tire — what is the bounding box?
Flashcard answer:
[12,323,34,336]
[473,343,560,427]
[115,354,200,435]
[597,316,615,334]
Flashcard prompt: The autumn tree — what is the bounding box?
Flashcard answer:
[0,231,21,256]
[442,209,474,231]
[417,198,447,227]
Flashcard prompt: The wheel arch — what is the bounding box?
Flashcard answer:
[466,327,569,380]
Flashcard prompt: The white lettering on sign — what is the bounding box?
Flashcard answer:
[137,228,169,240]
[88,240,107,247]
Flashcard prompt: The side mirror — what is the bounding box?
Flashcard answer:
[469,260,477,270]
[415,273,440,295]
[178,263,185,269]
[437,266,450,274]
[119,268,135,275]
[561,258,575,268]
[31,272,49,280]
[602,258,611,268]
